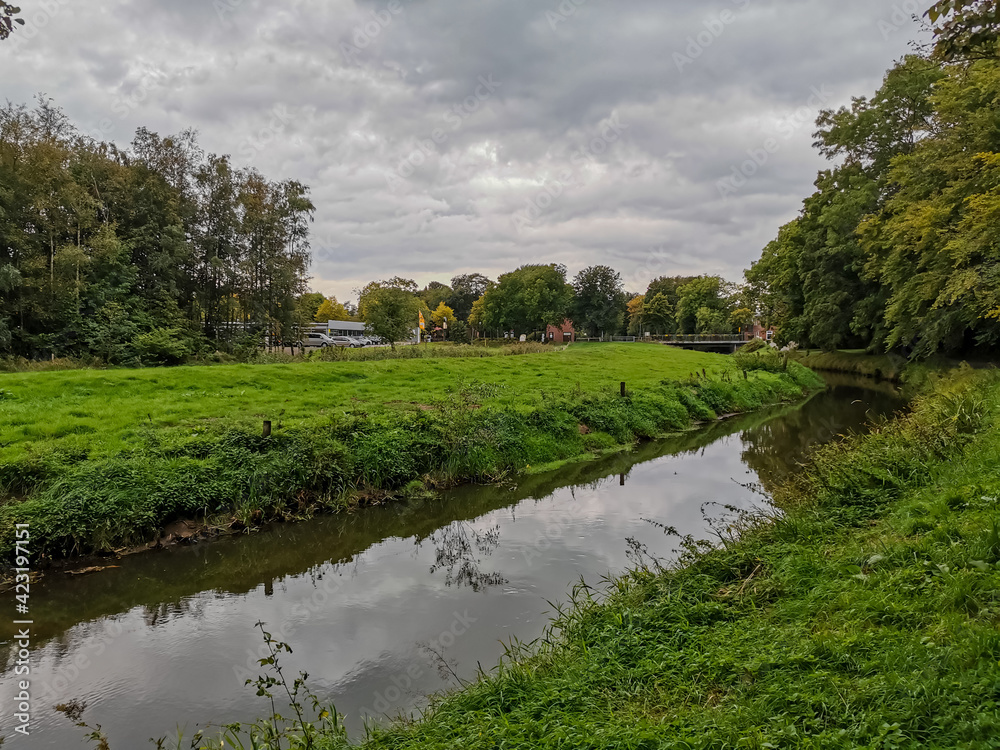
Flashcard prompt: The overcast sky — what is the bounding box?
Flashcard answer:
[2,0,925,303]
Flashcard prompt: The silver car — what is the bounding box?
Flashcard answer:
[328,335,364,348]
[297,332,338,348]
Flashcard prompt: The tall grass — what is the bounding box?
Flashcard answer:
[0,356,91,373]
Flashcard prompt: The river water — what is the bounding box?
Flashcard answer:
[1,374,904,748]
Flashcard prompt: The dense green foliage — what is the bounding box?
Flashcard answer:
[570,265,627,338]
[628,274,744,337]
[0,99,314,364]
[747,50,1000,357]
[333,367,1000,750]
[0,344,820,559]
[472,264,575,336]
[447,273,494,321]
[359,285,421,348]
[928,0,1000,62]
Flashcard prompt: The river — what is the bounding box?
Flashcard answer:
[0,374,905,747]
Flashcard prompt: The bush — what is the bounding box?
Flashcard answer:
[741,337,767,354]
[131,328,193,366]
[732,347,786,373]
[233,333,265,363]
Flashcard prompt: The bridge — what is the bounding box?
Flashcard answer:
[658,334,751,353]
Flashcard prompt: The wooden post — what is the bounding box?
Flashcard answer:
[619,473,625,486]
[263,420,272,438]
[620,381,626,397]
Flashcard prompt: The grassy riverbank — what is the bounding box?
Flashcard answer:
[793,349,909,381]
[335,365,1000,749]
[0,344,820,560]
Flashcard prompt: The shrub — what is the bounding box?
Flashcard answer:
[131,327,193,366]
[732,347,786,373]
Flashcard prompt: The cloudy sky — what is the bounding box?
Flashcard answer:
[2,0,925,303]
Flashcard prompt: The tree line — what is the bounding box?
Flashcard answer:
[308,265,750,348]
[0,99,759,364]
[746,4,1000,357]
[0,98,314,365]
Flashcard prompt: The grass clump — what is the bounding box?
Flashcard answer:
[0,345,821,559]
[338,366,1000,749]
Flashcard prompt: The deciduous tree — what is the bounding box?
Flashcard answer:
[314,297,352,322]
[361,285,420,349]
[477,264,572,335]
[571,265,626,338]
[449,273,494,320]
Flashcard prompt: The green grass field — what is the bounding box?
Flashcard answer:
[0,344,729,466]
[0,344,820,559]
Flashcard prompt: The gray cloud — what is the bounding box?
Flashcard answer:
[1,0,924,301]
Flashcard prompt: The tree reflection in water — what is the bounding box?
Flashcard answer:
[429,522,507,591]
[739,377,906,493]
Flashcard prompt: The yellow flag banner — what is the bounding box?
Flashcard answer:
[418,311,426,330]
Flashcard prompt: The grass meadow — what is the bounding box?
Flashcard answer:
[0,344,728,465]
[0,343,821,559]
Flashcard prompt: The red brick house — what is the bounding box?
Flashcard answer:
[747,321,775,341]
[546,319,575,343]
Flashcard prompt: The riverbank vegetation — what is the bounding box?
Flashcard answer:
[792,349,909,382]
[325,367,1000,749]
[0,344,821,560]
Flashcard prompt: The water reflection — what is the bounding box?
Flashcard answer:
[429,523,506,590]
[739,373,905,491]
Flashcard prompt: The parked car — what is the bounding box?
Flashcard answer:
[328,335,364,348]
[296,332,338,348]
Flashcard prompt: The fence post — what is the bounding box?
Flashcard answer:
[263,420,272,438]
[620,381,626,397]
